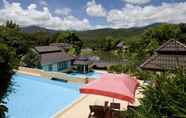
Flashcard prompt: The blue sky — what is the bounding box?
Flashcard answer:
[0,0,186,30]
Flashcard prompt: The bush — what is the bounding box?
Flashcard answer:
[125,70,186,118]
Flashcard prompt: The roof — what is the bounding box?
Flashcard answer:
[40,52,74,65]
[50,43,72,49]
[156,39,186,53]
[35,46,61,53]
[74,57,93,65]
[140,39,186,71]
[94,61,128,68]
[116,41,124,48]
[140,54,186,71]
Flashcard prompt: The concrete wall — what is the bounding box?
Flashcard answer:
[18,67,95,84]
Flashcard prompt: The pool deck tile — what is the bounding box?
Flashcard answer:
[54,84,143,118]
[54,88,142,118]
[54,95,127,118]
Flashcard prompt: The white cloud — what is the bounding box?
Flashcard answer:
[107,2,186,28]
[122,0,151,5]
[0,0,91,30]
[54,8,72,16]
[39,0,48,6]
[86,0,106,17]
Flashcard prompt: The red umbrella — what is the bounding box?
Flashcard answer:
[80,73,139,103]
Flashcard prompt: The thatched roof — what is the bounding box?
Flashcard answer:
[140,39,186,71]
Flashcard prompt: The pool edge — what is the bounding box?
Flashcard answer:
[51,95,88,118]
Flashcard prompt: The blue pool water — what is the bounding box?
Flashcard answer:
[66,71,101,79]
[5,73,81,118]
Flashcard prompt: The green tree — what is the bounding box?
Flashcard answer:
[53,32,83,54]
[94,36,120,51]
[21,48,40,68]
[0,43,18,118]
[0,25,32,57]
[30,31,52,46]
[143,24,181,44]
[6,20,19,30]
[125,70,186,118]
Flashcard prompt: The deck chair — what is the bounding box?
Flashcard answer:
[111,109,122,118]
[89,105,105,118]
[110,103,121,118]
[110,103,120,110]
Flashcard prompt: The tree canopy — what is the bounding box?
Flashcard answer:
[0,43,18,118]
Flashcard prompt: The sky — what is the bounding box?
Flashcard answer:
[0,0,186,30]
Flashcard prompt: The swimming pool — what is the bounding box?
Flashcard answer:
[66,71,102,79]
[5,73,81,118]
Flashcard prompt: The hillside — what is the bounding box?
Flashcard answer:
[21,23,162,47]
[21,26,57,34]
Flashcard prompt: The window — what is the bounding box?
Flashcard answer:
[48,64,53,71]
[57,62,63,71]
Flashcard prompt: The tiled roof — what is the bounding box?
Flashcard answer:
[50,43,72,49]
[156,39,186,53]
[140,39,186,71]
[140,54,186,71]
[73,57,93,65]
[35,46,61,53]
[40,52,74,65]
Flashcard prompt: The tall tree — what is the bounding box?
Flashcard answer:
[53,32,83,54]
[0,43,18,118]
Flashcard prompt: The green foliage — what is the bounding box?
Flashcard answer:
[0,43,18,69]
[0,43,17,100]
[68,48,76,56]
[0,22,22,117]
[30,31,52,46]
[89,36,120,51]
[125,70,186,118]
[104,36,120,51]
[52,32,83,54]
[0,105,8,118]
[0,26,32,57]
[121,23,186,76]
[76,27,145,48]
[6,20,19,30]
[21,48,40,68]
[0,43,18,117]
[143,24,181,44]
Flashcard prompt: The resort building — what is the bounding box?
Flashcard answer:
[35,46,74,72]
[140,39,186,71]
[50,43,72,52]
[73,57,93,73]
